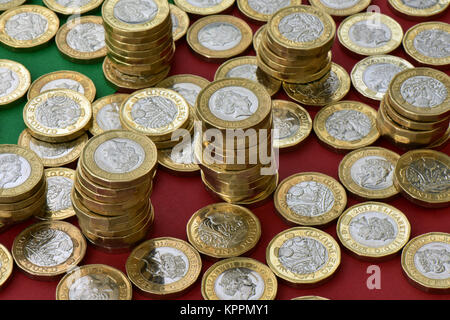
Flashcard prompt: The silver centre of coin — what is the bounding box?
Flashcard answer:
[66,22,105,53]
[5,13,48,41]
[363,63,403,94]
[69,274,120,300]
[400,76,447,108]
[0,68,20,98]
[169,83,202,106]
[406,158,450,194]
[36,95,81,129]
[209,86,259,122]
[226,64,258,82]
[55,0,91,8]
[94,138,145,174]
[29,139,75,160]
[349,211,398,248]
[113,0,159,24]
[171,13,179,33]
[131,96,179,128]
[97,103,122,131]
[414,242,450,280]
[46,176,73,212]
[185,0,222,8]
[414,29,450,59]
[0,153,31,189]
[351,155,395,190]
[198,22,242,51]
[214,267,265,300]
[0,0,13,3]
[170,133,196,164]
[278,13,324,43]
[293,70,340,98]
[40,79,85,95]
[402,0,439,9]
[319,0,360,9]
[273,109,300,140]
[286,181,335,217]
[325,109,372,141]
[349,20,392,48]
[248,0,291,15]
[140,247,189,285]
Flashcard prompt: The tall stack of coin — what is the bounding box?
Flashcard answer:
[194,78,278,205]
[102,0,175,90]
[71,130,158,252]
[256,5,336,84]
[377,68,450,150]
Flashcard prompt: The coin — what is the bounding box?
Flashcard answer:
[351,55,414,101]
[27,70,96,102]
[0,5,59,50]
[89,94,128,136]
[401,232,450,293]
[43,0,103,15]
[338,12,403,56]
[292,296,329,300]
[126,237,202,297]
[266,227,341,286]
[237,0,302,23]
[313,100,380,152]
[0,0,26,11]
[0,59,31,107]
[283,62,350,106]
[394,149,449,208]
[309,0,371,17]
[0,244,13,288]
[12,220,87,280]
[187,15,253,62]
[24,89,92,143]
[170,4,189,41]
[56,264,133,300]
[253,24,265,51]
[214,56,281,96]
[158,135,200,175]
[157,74,210,109]
[173,0,235,16]
[201,257,277,300]
[55,15,106,64]
[388,0,450,19]
[403,22,450,68]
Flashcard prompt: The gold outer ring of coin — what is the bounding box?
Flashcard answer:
[89,94,129,136]
[266,226,341,287]
[201,257,278,300]
[106,35,174,60]
[187,15,253,62]
[27,70,96,102]
[351,55,414,101]
[126,237,202,298]
[0,5,59,50]
[0,243,13,288]
[12,220,87,280]
[0,0,26,11]
[56,264,133,300]
[214,56,281,97]
[338,146,400,200]
[170,4,189,41]
[272,99,312,149]
[106,44,175,70]
[237,0,303,23]
[313,100,380,152]
[292,296,330,300]
[427,125,449,150]
[186,202,261,259]
[394,149,450,208]
[309,0,371,17]
[401,232,450,293]
[43,0,103,15]
[174,0,235,16]
[157,144,200,175]
[337,12,404,56]
[0,59,31,106]
[388,0,450,18]
[253,24,265,51]
[274,172,347,227]
[105,22,172,47]
[283,62,351,106]
[403,22,450,67]
[337,201,411,261]
[55,16,106,63]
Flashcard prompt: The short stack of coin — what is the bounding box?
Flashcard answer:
[256,5,336,84]
[194,78,278,205]
[102,0,175,90]
[71,130,158,252]
[377,67,450,150]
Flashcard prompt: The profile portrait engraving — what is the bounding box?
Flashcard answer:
[349,21,391,48]
[113,0,158,24]
[349,212,397,247]
[96,103,122,131]
[209,87,258,121]
[363,63,402,94]
[94,138,145,174]
[273,110,300,140]
[226,64,258,82]
[69,274,120,300]
[215,268,264,300]
[0,154,31,189]
[0,68,19,98]
[198,23,242,51]
[140,247,188,285]
[40,79,85,94]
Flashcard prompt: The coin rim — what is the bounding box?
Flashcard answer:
[0,59,31,106]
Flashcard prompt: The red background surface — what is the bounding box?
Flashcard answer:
[0,0,449,300]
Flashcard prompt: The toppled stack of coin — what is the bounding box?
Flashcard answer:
[377,67,450,150]
[102,0,175,90]
[71,130,158,252]
[256,5,336,84]
[194,78,278,205]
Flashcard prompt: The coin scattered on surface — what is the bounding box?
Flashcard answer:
[237,0,303,22]
[388,0,450,19]
[0,59,31,107]
[170,4,190,41]
[309,0,371,16]
[174,0,235,16]
[157,74,210,109]
[43,0,104,15]
[0,244,13,288]
[157,133,200,175]
[89,94,129,136]
[0,0,27,11]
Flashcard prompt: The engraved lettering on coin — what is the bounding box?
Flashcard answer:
[94,138,145,174]
[319,0,359,9]
[248,0,291,15]
[226,64,258,82]
[113,0,158,24]
[97,103,122,131]
[131,96,179,128]
[278,236,328,274]
[169,83,202,106]
[55,0,91,8]
[363,63,402,94]
[0,153,31,189]
[5,13,48,41]
[414,242,450,280]
[414,29,450,59]
[40,79,85,94]
[29,139,74,160]
[351,156,395,190]
[292,70,340,98]
[209,86,259,121]
[400,76,447,108]
[349,21,391,48]
[197,212,248,249]
[24,229,74,267]
[402,0,439,9]
[405,158,450,194]
[325,109,372,141]
[185,0,222,8]
[215,268,265,300]
[0,68,19,98]
[66,23,105,53]
[286,182,335,217]
[278,13,324,43]
[46,176,73,212]
[349,211,397,247]
[198,23,242,51]
[36,95,81,129]
[273,110,300,139]
[140,247,189,285]
[69,274,120,300]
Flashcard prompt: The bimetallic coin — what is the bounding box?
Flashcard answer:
[388,0,450,18]
[237,0,303,23]
[170,4,189,41]
[201,257,277,300]
[253,24,265,51]
[12,220,87,280]
[401,232,450,293]
[43,0,104,15]
[0,59,31,106]
[339,147,400,200]
[309,0,371,17]
[56,264,133,300]
[90,94,128,136]
[351,55,414,101]
[157,74,210,109]
[0,244,13,288]
[266,227,341,286]
[337,202,411,261]
[0,0,27,11]
[338,12,403,56]
[173,0,235,16]
[158,133,200,174]
[126,237,202,297]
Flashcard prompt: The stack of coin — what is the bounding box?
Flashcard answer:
[101,0,175,90]
[71,130,158,252]
[256,5,336,84]
[377,68,450,150]
[194,78,278,205]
